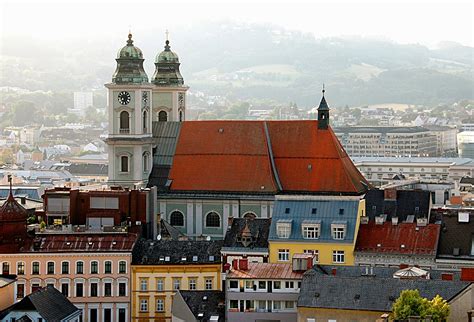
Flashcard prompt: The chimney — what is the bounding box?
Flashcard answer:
[232,259,238,270]
[239,258,248,271]
[416,218,428,227]
[441,273,454,281]
[20,196,26,205]
[391,217,399,225]
[332,268,337,276]
[384,189,397,201]
[223,262,231,273]
[228,216,234,229]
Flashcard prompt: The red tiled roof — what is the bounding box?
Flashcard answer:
[22,233,138,253]
[227,262,304,279]
[168,120,369,194]
[355,221,440,255]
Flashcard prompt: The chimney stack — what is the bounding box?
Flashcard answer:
[239,258,248,271]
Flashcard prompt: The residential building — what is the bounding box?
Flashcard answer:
[131,239,223,322]
[297,265,473,322]
[268,195,365,265]
[334,126,437,157]
[171,290,225,322]
[433,209,474,270]
[458,131,474,158]
[0,286,82,322]
[221,217,271,264]
[355,220,440,268]
[423,125,458,157]
[353,157,474,186]
[226,259,306,322]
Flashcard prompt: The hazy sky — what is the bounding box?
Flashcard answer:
[1,0,473,48]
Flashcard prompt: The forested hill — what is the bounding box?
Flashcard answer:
[1,22,472,107]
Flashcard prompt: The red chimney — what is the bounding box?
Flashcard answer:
[223,262,231,273]
[232,259,238,270]
[332,268,337,276]
[461,268,474,281]
[239,258,248,271]
[441,273,454,281]
[399,264,409,269]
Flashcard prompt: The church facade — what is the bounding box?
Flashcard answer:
[105,33,370,240]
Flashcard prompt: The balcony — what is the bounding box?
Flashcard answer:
[119,128,130,134]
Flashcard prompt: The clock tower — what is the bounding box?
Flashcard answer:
[105,33,153,188]
[151,37,189,122]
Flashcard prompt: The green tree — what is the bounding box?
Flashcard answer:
[392,290,450,321]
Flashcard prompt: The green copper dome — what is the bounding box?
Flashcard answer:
[152,40,184,86]
[155,40,179,63]
[112,33,149,84]
[117,34,144,59]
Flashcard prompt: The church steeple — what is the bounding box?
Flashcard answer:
[317,85,330,129]
[152,34,185,86]
[112,32,149,84]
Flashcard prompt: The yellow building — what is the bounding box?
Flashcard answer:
[131,239,222,322]
[268,196,365,265]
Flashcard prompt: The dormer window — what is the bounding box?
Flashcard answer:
[277,220,292,238]
[331,221,347,240]
[301,220,321,239]
[285,208,290,214]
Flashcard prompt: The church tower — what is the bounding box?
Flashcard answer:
[317,86,330,129]
[105,33,153,188]
[151,34,189,122]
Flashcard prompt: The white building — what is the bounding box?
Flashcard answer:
[458,131,474,159]
[73,92,93,110]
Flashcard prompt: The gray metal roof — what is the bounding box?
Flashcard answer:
[152,121,182,166]
[269,198,360,242]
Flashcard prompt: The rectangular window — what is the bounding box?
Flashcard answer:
[90,197,119,210]
[333,250,345,263]
[276,222,291,238]
[156,299,164,312]
[285,281,294,289]
[245,280,254,290]
[156,279,164,291]
[285,301,295,309]
[90,309,98,322]
[119,261,126,274]
[331,224,346,240]
[189,278,196,290]
[140,299,148,312]
[62,262,69,274]
[118,308,126,322]
[90,261,98,274]
[76,283,83,297]
[119,282,126,296]
[76,262,83,274]
[273,281,281,289]
[104,282,112,297]
[47,262,55,274]
[229,280,238,289]
[278,249,290,261]
[61,283,69,297]
[140,279,148,291]
[173,278,181,290]
[17,284,25,298]
[258,281,266,289]
[104,308,111,322]
[17,262,24,275]
[302,224,320,239]
[230,300,239,309]
[47,197,70,213]
[104,261,112,274]
[205,278,213,290]
[273,300,281,310]
[90,283,98,297]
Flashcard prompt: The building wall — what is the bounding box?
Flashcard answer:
[159,198,273,239]
[0,252,132,322]
[131,264,222,322]
[297,307,385,322]
[448,284,473,322]
[354,252,436,269]
[0,281,15,311]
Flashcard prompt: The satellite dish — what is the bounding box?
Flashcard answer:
[206,235,211,241]
[157,234,162,241]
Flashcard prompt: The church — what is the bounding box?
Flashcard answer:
[105,33,370,239]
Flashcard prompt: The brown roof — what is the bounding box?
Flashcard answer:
[227,262,304,280]
[167,121,369,195]
[355,221,440,255]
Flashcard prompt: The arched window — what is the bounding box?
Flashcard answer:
[142,152,149,172]
[158,111,168,122]
[90,261,98,274]
[169,211,184,227]
[243,212,257,220]
[143,110,148,133]
[120,155,129,173]
[179,110,183,122]
[205,212,221,228]
[119,111,130,133]
[104,261,112,274]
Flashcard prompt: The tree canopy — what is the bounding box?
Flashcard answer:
[392,289,450,321]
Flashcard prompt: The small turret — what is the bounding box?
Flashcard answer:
[317,85,330,130]
[152,34,185,86]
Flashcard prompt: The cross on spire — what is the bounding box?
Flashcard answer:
[165,29,169,41]
[322,83,325,97]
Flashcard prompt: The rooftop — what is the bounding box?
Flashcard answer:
[0,286,79,321]
[132,239,223,265]
[227,262,304,280]
[178,290,225,322]
[150,121,369,195]
[436,211,474,260]
[222,217,271,251]
[352,156,474,166]
[355,221,440,255]
[334,126,431,134]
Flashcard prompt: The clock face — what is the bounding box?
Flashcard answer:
[118,91,131,105]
